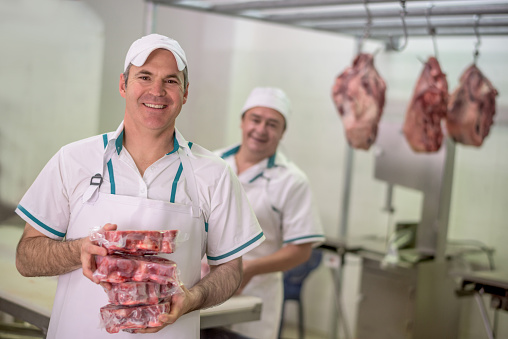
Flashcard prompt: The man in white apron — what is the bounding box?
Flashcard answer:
[215,87,325,339]
[15,34,264,339]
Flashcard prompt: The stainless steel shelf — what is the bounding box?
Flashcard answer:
[152,0,508,41]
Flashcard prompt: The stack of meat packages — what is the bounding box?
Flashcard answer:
[331,53,498,153]
[90,229,180,333]
[403,57,498,152]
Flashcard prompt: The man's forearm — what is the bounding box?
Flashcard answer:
[246,243,312,276]
[187,257,242,312]
[16,232,83,277]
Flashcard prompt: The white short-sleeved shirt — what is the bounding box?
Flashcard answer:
[216,144,325,260]
[16,122,264,265]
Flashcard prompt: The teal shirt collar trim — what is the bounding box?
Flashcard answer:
[220,145,240,159]
[221,144,278,169]
[167,135,179,155]
[114,129,180,155]
[115,130,124,154]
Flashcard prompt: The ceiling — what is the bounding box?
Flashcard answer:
[152,0,508,46]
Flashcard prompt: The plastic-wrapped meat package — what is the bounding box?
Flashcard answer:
[90,229,179,255]
[100,301,170,333]
[105,282,178,306]
[94,254,178,285]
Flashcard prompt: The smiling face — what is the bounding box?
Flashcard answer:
[119,48,188,136]
[240,106,286,159]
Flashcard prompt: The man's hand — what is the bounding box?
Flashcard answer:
[235,243,313,294]
[130,285,192,334]
[81,223,117,285]
[130,257,243,333]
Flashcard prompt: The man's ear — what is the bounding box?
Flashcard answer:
[119,73,126,98]
[182,82,189,104]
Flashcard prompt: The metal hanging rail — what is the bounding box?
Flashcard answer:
[152,0,508,42]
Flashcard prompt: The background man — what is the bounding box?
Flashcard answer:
[216,87,325,339]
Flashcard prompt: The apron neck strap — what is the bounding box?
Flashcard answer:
[82,134,117,203]
[178,143,200,218]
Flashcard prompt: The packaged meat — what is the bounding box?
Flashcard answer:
[90,229,179,255]
[446,64,498,146]
[104,282,179,306]
[331,53,387,150]
[100,301,170,333]
[403,57,449,152]
[94,254,179,285]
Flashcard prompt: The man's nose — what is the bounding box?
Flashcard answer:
[149,81,166,96]
[255,122,268,134]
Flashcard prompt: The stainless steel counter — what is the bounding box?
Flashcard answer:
[0,224,261,335]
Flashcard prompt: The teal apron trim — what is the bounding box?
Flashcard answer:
[102,134,116,194]
[17,204,66,238]
[170,142,193,203]
[207,231,264,261]
[283,234,325,244]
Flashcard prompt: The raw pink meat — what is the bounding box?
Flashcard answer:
[94,254,178,285]
[403,57,449,152]
[331,53,387,150]
[100,301,170,333]
[446,64,498,146]
[105,282,177,306]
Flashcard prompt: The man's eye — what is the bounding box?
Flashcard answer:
[139,76,149,80]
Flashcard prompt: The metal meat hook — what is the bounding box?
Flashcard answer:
[426,3,439,60]
[388,0,409,52]
[357,0,373,53]
[473,14,482,64]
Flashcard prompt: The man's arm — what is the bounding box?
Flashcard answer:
[16,223,83,277]
[240,243,312,291]
[15,222,113,279]
[135,257,243,334]
[186,256,243,310]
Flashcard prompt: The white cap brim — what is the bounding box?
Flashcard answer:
[124,34,187,72]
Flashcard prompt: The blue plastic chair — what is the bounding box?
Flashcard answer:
[278,249,323,339]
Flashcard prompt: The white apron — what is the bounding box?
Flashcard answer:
[47,138,205,339]
[231,169,283,339]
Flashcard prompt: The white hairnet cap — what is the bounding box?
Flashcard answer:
[241,87,291,123]
[124,34,187,72]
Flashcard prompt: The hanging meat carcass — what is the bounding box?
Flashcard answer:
[446,64,498,146]
[331,53,387,150]
[403,57,448,152]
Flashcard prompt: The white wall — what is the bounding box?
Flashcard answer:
[0,0,104,206]
[1,0,507,337]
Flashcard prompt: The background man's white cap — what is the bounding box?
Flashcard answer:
[241,87,291,123]
[124,34,187,72]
